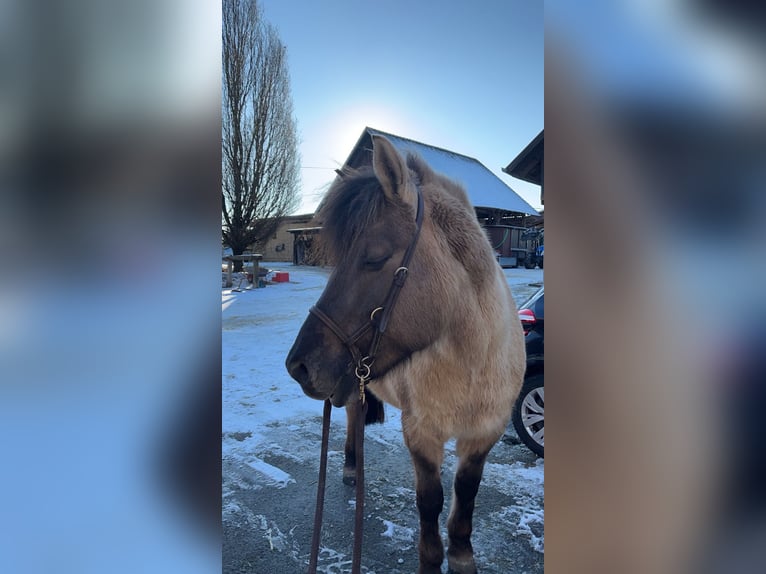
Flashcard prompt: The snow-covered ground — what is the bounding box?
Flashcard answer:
[223,263,544,574]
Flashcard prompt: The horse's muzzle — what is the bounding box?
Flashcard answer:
[286,311,359,406]
[285,357,311,389]
[285,336,344,403]
[286,354,325,398]
[286,356,352,406]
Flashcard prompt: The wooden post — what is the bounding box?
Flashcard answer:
[226,259,233,288]
[252,256,260,287]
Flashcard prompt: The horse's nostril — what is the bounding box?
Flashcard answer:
[288,360,310,385]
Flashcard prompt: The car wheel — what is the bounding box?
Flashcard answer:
[512,374,544,457]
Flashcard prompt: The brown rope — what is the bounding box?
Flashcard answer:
[308,397,368,574]
[351,398,368,572]
[308,399,332,573]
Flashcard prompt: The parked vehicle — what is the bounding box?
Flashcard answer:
[513,286,544,457]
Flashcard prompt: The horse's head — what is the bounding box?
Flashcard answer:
[286,135,454,406]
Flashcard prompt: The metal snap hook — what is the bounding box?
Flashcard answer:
[355,356,374,380]
[355,362,371,381]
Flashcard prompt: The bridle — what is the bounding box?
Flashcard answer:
[309,184,424,403]
[306,184,424,574]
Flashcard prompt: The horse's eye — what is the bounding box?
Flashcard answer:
[363,255,391,271]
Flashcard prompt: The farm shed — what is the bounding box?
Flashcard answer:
[253,213,314,263]
[286,226,322,265]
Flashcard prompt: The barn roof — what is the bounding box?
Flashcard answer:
[341,127,539,216]
[503,130,543,186]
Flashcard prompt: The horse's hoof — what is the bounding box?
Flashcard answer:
[342,468,356,486]
[447,555,477,574]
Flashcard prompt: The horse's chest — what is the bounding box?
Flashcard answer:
[367,378,402,410]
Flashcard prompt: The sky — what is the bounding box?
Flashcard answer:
[258,0,543,215]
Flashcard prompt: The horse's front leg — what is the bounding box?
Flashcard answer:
[405,427,445,574]
[446,438,496,574]
[344,393,385,485]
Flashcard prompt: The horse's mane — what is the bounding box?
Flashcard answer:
[315,153,488,278]
[314,168,385,263]
[315,164,418,263]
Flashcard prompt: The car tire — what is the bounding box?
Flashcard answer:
[512,374,544,457]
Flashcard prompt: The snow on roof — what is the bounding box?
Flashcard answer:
[350,128,539,216]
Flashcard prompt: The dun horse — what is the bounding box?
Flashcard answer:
[286,135,526,574]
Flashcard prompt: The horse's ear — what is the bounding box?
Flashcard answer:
[371,135,417,211]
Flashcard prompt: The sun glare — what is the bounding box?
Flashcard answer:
[294,104,420,214]
[329,104,416,162]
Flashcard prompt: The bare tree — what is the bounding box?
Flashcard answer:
[222,0,300,269]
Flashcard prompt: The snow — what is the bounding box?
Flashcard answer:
[379,519,415,546]
[245,457,296,488]
[222,264,335,436]
[517,507,546,553]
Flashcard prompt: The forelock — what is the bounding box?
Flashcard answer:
[315,167,387,262]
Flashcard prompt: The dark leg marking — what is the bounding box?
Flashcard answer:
[447,450,491,574]
[411,450,445,574]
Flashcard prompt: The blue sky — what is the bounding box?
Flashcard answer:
[259,0,543,214]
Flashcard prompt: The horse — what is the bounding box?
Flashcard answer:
[286,135,526,574]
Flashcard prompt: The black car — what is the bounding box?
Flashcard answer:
[512,286,544,457]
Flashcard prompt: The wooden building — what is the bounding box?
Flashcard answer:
[257,213,314,262]
[504,130,544,205]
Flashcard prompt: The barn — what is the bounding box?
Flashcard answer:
[334,127,540,267]
[504,130,544,267]
[261,127,541,267]
[504,129,543,205]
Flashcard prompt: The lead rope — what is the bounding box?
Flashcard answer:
[308,399,332,574]
[351,394,368,573]
[307,394,368,574]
